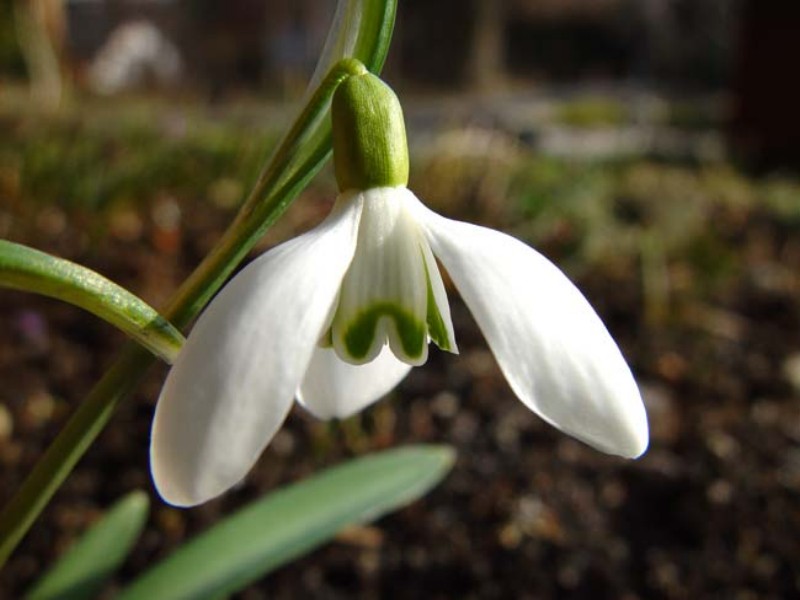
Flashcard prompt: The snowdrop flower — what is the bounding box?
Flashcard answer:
[151,72,648,507]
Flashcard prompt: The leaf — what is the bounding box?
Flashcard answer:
[0,240,183,363]
[119,446,454,600]
[26,491,149,600]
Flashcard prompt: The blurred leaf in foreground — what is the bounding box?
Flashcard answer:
[120,445,454,600]
[26,491,149,600]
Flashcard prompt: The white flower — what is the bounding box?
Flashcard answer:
[151,68,648,506]
[151,185,649,507]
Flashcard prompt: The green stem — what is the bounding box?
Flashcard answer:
[0,59,367,567]
[165,58,367,325]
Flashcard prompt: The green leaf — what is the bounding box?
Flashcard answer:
[0,240,184,363]
[119,446,454,600]
[26,491,149,600]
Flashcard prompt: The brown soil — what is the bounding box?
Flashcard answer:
[1,182,799,599]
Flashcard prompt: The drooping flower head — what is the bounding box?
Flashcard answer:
[151,70,648,507]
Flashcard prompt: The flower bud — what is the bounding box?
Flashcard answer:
[332,72,409,191]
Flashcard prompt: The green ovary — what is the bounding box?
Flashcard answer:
[343,302,426,361]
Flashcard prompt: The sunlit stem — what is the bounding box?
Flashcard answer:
[0,58,369,567]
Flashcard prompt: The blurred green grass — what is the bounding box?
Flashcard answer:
[2,91,799,315]
[0,96,280,214]
[2,91,800,600]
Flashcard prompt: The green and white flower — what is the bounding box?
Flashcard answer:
[151,72,648,507]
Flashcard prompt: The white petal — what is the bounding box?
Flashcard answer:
[416,200,457,354]
[409,199,649,458]
[151,194,363,506]
[297,344,412,419]
[331,187,430,366]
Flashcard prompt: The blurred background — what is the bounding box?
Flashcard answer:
[2,0,800,597]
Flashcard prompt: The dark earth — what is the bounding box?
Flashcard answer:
[1,100,799,598]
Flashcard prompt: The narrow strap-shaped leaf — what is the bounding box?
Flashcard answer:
[26,491,149,600]
[0,240,183,363]
[119,446,454,600]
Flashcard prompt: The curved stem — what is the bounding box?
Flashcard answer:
[0,59,369,567]
[165,58,367,326]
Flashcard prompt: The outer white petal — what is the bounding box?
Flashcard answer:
[151,194,363,506]
[297,344,412,419]
[408,198,649,458]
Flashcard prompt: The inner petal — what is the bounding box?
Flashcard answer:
[421,234,458,354]
[331,188,430,366]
